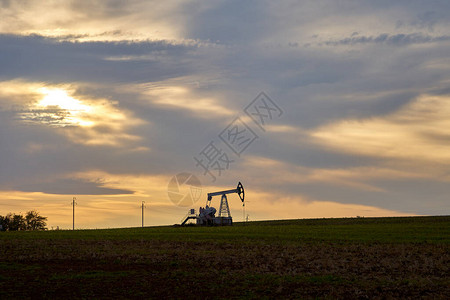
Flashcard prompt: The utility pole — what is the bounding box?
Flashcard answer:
[72,197,77,230]
[141,201,145,228]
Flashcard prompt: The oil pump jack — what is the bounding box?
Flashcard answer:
[180,182,245,226]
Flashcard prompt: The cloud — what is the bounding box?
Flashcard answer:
[1,0,450,228]
[0,0,189,41]
[0,34,199,83]
[0,80,146,147]
[15,178,133,195]
[322,33,450,46]
[311,94,450,164]
[246,195,415,221]
[138,84,235,118]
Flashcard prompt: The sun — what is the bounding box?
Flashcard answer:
[35,87,94,127]
[38,88,91,112]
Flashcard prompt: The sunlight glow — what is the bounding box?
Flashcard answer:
[2,81,145,147]
[38,88,91,112]
[35,88,94,127]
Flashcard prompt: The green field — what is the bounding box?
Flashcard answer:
[1,216,449,299]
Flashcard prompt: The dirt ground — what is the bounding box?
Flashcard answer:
[1,238,448,299]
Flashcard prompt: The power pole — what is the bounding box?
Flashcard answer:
[72,197,77,230]
[141,201,145,228]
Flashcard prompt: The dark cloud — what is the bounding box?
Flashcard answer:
[17,107,74,127]
[323,33,450,47]
[0,34,198,83]
[15,178,133,195]
[184,0,272,44]
[410,11,442,31]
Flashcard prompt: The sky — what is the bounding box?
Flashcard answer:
[1,0,449,229]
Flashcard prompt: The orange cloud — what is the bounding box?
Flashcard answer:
[311,95,450,163]
[0,80,146,148]
[138,84,235,118]
[0,1,185,41]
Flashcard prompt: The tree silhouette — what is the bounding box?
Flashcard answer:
[0,215,7,231]
[25,210,47,231]
[7,213,26,231]
[0,211,47,231]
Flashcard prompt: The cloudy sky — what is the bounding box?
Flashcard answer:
[1,0,449,229]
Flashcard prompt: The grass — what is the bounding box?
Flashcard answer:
[0,216,449,298]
